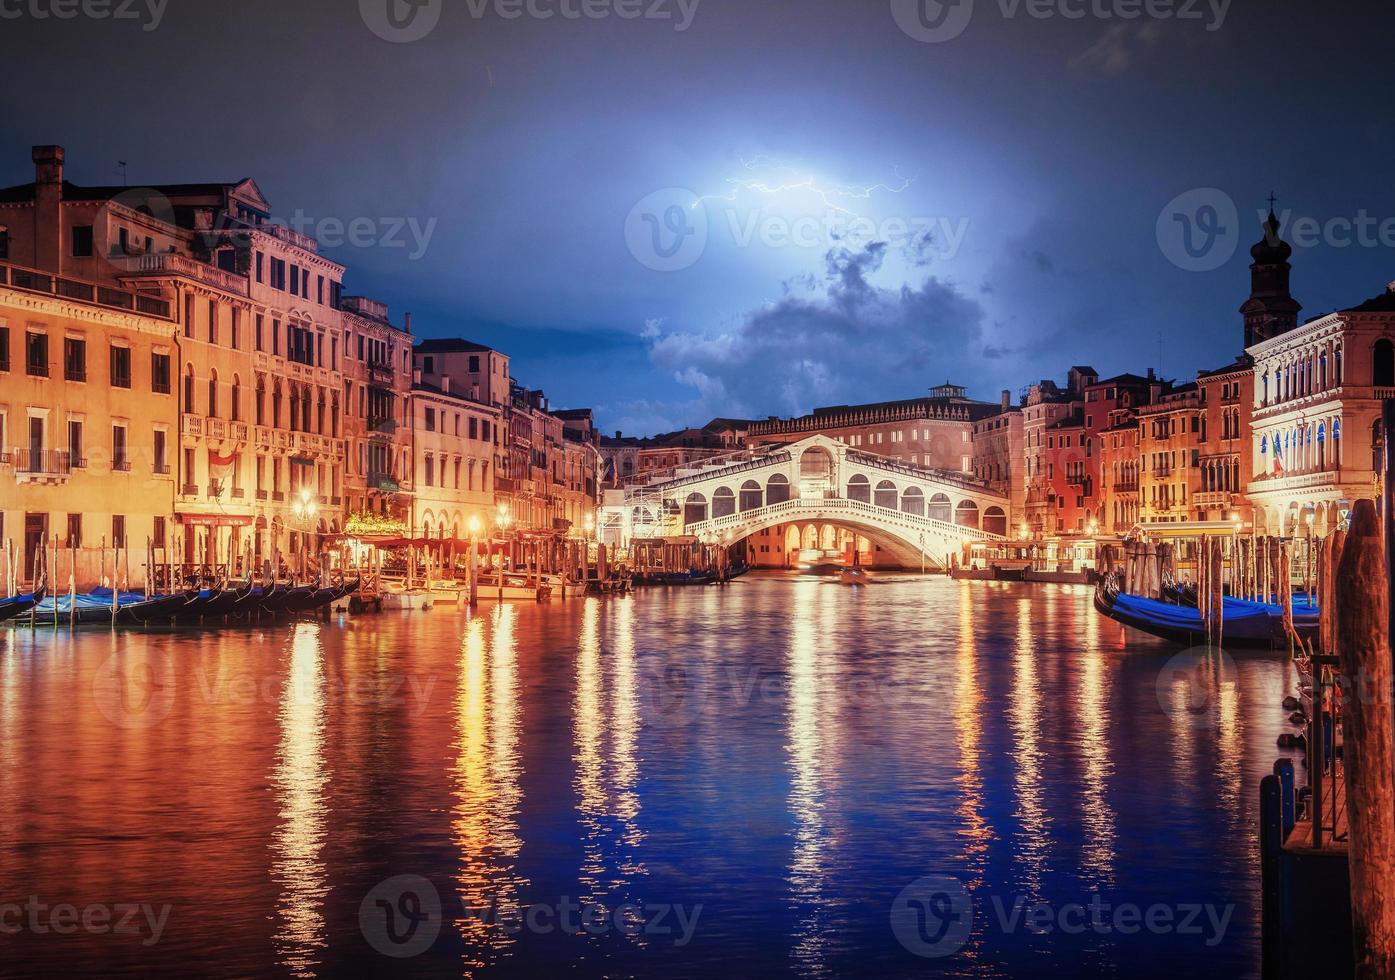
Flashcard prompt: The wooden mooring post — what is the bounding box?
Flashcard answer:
[1335,499,1395,977]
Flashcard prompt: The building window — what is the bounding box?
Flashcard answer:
[255,314,264,352]
[63,336,84,381]
[207,300,218,345]
[0,326,8,372]
[110,344,132,388]
[153,428,168,474]
[184,365,196,414]
[67,513,82,547]
[151,352,171,394]
[112,515,126,550]
[255,251,264,284]
[468,355,480,372]
[68,419,83,467]
[112,424,129,471]
[184,294,194,338]
[70,225,93,257]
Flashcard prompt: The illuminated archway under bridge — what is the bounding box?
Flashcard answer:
[602,435,1010,569]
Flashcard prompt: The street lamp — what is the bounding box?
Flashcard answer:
[291,488,319,579]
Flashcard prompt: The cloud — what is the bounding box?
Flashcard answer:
[1068,21,1168,76]
[611,241,987,434]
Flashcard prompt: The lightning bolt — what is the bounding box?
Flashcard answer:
[694,156,916,216]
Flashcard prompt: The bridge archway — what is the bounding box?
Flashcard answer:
[928,492,951,522]
[984,506,1007,536]
[684,492,707,524]
[767,473,791,504]
[847,473,870,502]
[901,486,925,516]
[874,480,897,509]
[739,480,763,512]
[955,500,980,528]
[712,487,735,518]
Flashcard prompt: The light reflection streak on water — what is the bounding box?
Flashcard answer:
[270,623,329,979]
[575,597,606,903]
[1077,604,1117,884]
[1010,599,1050,895]
[954,585,990,890]
[610,597,646,897]
[787,579,830,977]
[452,606,528,976]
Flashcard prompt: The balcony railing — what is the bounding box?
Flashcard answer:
[111,252,249,298]
[14,449,72,476]
[1,259,173,319]
[112,459,131,472]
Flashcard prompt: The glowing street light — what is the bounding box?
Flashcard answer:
[291,487,318,521]
[468,514,482,537]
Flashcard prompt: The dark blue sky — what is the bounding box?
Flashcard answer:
[3,0,1392,434]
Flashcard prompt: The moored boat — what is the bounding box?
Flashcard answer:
[1094,576,1318,648]
[0,584,48,623]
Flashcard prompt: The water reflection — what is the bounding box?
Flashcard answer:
[787,580,836,977]
[574,598,647,933]
[954,585,991,887]
[452,606,528,976]
[269,624,330,978]
[1009,599,1050,895]
[1077,625,1117,883]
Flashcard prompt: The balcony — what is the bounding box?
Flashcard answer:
[182,414,203,437]
[1,259,173,319]
[111,252,249,298]
[181,484,198,497]
[256,490,269,501]
[154,463,170,475]
[206,417,228,441]
[112,459,131,472]
[231,488,245,499]
[1112,481,1139,493]
[14,449,71,482]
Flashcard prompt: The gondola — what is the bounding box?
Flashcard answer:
[34,590,190,626]
[1094,575,1319,648]
[261,584,313,614]
[201,580,249,618]
[0,583,48,623]
[293,586,339,612]
[637,569,715,586]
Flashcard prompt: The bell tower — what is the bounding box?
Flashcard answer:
[1241,199,1302,348]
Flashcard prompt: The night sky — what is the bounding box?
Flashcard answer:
[3,0,1392,435]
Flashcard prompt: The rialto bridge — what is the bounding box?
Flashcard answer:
[599,435,1010,569]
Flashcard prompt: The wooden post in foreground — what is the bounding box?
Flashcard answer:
[1335,498,1395,978]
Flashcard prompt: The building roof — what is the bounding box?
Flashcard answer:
[0,179,242,204]
[1046,412,1085,431]
[413,338,496,354]
[1198,354,1254,379]
[1089,372,1155,387]
[1343,285,1395,314]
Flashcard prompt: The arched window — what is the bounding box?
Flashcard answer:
[954,500,980,528]
[928,493,952,522]
[766,472,791,505]
[207,368,219,418]
[684,492,707,525]
[183,364,196,414]
[1374,339,1395,388]
[1374,419,1385,472]
[272,380,283,428]
[1317,422,1326,469]
[231,374,241,422]
[846,474,870,503]
[873,480,898,509]
[901,486,925,516]
[289,385,299,432]
[255,376,266,426]
[983,506,1007,536]
[712,486,736,518]
[739,480,762,512]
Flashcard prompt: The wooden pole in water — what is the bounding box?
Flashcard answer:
[1335,499,1395,978]
[1209,537,1225,646]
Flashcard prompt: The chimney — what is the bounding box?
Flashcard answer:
[1147,367,1156,381]
[615,431,623,439]
[1001,389,1011,410]
[403,312,412,333]
[412,368,422,384]
[32,145,64,273]
[442,376,450,393]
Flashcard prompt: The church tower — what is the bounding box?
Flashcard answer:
[1241,204,1302,349]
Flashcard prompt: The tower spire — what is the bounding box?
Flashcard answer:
[1241,199,1301,349]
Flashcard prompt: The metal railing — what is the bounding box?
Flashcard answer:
[13,449,72,476]
[0,259,173,319]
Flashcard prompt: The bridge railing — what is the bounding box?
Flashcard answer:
[628,451,794,497]
[844,449,1004,499]
[686,494,1007,542]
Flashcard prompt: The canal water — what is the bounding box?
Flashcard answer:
[0,575,1296,978]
